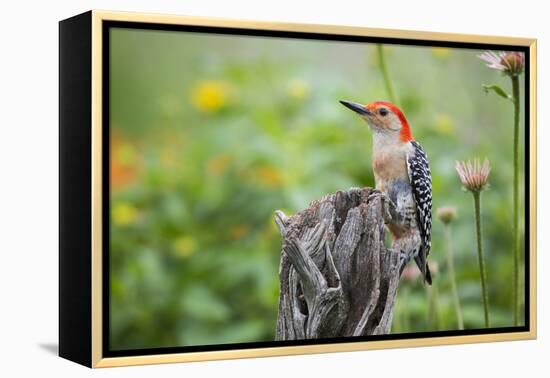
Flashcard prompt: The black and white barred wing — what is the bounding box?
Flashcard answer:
[406,141,433,281]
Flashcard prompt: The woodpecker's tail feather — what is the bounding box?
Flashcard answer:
[415,249,432,286]
[412,255,433,286]
[424,263,433,285]
[398,250,432,285]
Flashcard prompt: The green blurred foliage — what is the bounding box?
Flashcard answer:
[109,29,526,350]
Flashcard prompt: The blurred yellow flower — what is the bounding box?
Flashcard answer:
[190,80,230,113]
[112,202,138,226]
[433,113,455,136]
[287,79,310,100]
[207,154,232,176]
[173,236,197,258]
[230,224,251,240]
[255,165,285,187]
[432,47,451,59]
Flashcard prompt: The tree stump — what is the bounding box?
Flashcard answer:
[274,187,401,340]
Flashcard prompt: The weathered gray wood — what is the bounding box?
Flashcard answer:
[275,187,402,340]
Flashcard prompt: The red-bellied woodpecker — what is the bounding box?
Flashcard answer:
[340,100,433,285]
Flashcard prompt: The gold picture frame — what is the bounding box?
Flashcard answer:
[59,9,537,368]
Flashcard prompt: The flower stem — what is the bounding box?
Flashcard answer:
[473,191,490,327]
[444,224,464,329]
[376,44,397,104]
[426,284,440,331]
[511,74,521,326]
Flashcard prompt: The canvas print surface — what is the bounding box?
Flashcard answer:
[108,26,526,352]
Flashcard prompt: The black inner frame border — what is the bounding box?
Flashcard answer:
[102,20,531,358]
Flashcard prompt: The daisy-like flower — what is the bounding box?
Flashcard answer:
[455,159,491,193]
[456,158,492,326]
[479,49,524,326]
[478,51,524,77]
[436,206,457,225]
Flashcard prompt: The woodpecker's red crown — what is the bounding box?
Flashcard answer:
[365,101,414,143]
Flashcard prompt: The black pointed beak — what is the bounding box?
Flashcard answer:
[340,100,371,116]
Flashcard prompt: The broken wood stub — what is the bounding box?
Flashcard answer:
[274,187,401,340]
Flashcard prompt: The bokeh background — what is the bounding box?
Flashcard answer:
[109,27,525,351]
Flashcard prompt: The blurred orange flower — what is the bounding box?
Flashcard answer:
[230,224,251,240]
[255,165,285,188]
[110,132,141,192]
[207,154,232,176]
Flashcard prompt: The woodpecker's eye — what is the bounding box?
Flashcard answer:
[379,108,388,116]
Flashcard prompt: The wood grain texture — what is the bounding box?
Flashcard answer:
[275,187,401,340]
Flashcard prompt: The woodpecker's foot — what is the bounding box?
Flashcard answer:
[367,190,395,224]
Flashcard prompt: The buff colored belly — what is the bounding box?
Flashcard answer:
[372,152,416,240]
[372,150,408,192]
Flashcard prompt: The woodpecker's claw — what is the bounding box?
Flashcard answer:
[367,191,394,224]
